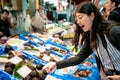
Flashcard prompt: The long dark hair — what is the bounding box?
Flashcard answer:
[73,1,113,50]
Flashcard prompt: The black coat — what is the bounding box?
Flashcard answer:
[0,18,10,37]
[108,7,120,23]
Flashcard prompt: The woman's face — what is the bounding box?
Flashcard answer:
[76,12,94,32]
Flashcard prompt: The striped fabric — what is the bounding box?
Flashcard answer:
[94,35,120,71]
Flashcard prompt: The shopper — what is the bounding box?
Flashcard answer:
[43,1,120,80]
[105,0,120,22]
[0,9,14,37]
[69,0,91,23]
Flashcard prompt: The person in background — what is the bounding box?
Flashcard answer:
[105,0,120,22]
[0,9,14,37]
[43,1,120,80]
[69,0,91,23]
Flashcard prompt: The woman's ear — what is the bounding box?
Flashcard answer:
[90,12,95,21]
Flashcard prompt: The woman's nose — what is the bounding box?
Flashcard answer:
[77,19,81,25]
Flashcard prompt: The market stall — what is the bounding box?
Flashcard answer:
[0,31,100,80]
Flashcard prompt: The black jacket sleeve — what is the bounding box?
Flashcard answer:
[108,25,120,50]
[56,38,93,69]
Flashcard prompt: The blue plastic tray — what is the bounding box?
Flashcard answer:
[19,33,45,47]
[49,65,100,80]
[12,46,47,66]
[0,46,18,80]
[44,40,71,57]
[0,69,18,80]
[0,46,47,79]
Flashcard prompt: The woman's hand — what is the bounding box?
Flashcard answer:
[107,75,120,80]
[42,62,56,73]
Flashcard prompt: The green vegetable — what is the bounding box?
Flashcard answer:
[14,62,23,78]
[0,56,8,58]
[24,48,39,51]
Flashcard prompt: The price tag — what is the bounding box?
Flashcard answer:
[17,65,32,78]
[42,54,50,62]
[9,56,23,64]
[39,46,46,52]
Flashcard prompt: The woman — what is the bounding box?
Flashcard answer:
[43,1,120,80]
[105,0,120,22]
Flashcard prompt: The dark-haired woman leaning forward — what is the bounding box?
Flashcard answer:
[43,1,120,80]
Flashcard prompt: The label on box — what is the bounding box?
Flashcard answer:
[9,56,23,64]
[17,65,32,78]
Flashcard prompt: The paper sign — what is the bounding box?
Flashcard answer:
[9,56,23,64]
[17,65,32,78]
